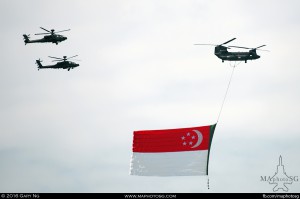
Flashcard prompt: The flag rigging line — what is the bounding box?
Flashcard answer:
[216,62,240,122]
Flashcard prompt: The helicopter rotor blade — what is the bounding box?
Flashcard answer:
[195,38,236,46]
[52,59,80,62]
[254,45,269,51]
[66,55,78,60]
[221,38,236,45]
[228,45,252,50]
[35,33,51,35]
[40,27,51,33]
[54,29,70,34]
[229,45,269,51]
[194,44,217,46]
[49,55,79,62]
[254,45,266,49]
[48,56,63,60]
[194,44,231,49]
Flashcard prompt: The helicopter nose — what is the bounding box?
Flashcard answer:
[63,37,67,40]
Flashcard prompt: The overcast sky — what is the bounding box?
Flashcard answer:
[0,0,300,193]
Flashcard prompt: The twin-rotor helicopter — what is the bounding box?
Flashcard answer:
[23,27,79,71]
[194,38,268,63]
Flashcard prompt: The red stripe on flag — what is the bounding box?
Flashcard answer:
[132,125,210,152]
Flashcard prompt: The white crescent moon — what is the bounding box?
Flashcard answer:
[191,130,203,148]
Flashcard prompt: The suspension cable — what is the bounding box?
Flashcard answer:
[216,62,238,122]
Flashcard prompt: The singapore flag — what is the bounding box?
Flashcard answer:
[130,124,217,176]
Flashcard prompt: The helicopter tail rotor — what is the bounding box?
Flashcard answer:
[23,34,30,44]
[36,59,43,69]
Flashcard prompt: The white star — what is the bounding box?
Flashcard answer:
[191,136,195,139]
[183,142,187,146]
[181,136,185,140]
[189,141,193,145]
[187,132,190,136]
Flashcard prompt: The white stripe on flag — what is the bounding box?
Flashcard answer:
[130,150,208,176]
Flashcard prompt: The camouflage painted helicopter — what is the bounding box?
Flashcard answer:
[23,27,70,45]
[36,55,80,71]
[194,38,268,63]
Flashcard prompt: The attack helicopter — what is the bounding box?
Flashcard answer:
[194,38,268,63]
[36,55,80,71]
[23,27,70,45]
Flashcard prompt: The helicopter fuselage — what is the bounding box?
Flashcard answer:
[194,38,266,63]
[214,46,260,63]
[36,60,79,71]
[23,34,67,45]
